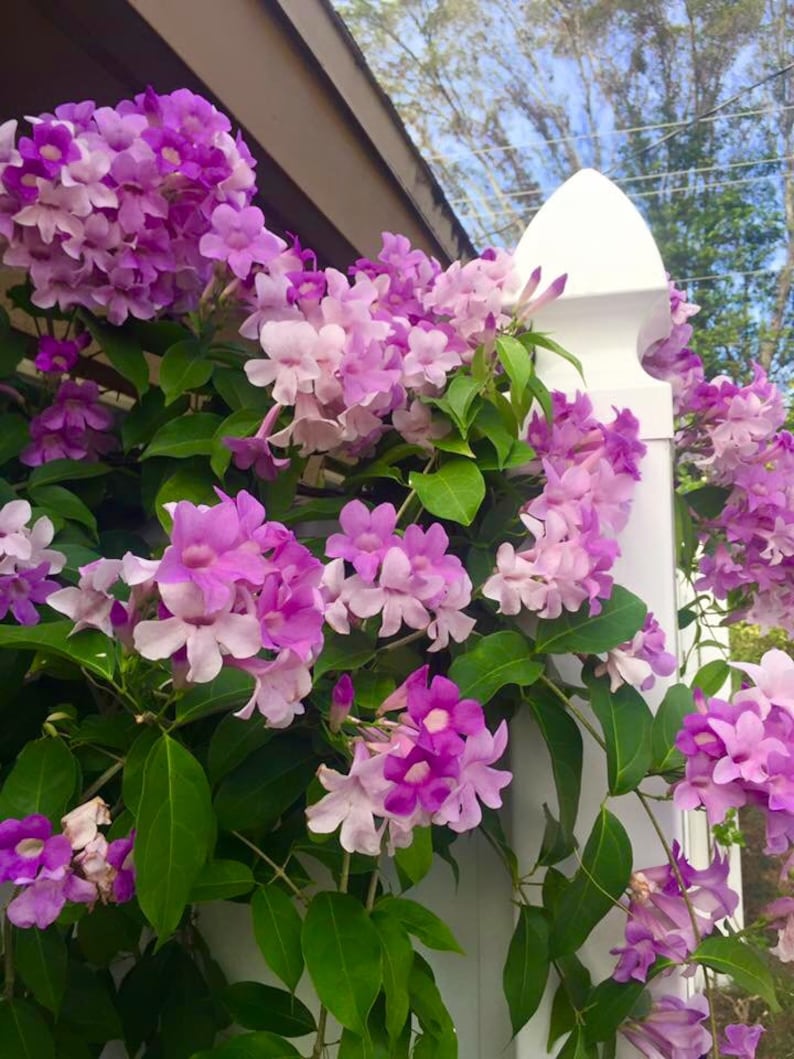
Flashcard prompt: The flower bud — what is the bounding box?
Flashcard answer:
[329,674,354,732]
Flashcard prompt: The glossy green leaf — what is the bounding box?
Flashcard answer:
[135,734,214,939]
[693,935,779,1010]
[372,913,413,1041]
[142,412,222,460]
[82,315,149,396]
[223,982,315,1036]
[214,736,315,833]
[312,629,377,680]
[154,463,218,528]
[0,621,115,680]
[76,904,140,966]
[409,458,486,526]
[408,956,457,1057]
[373,897,463,953]
[550,809,632,957]
[0,999,55,1059]
[15,926,67,1015]
[207,714,274,784]
[190,859,255,902]
[174,667,255,726]
[527,371,553,422]
[556,1026,597,1059]
[529,687,582,865]
[0,738,77,821]
[523,332,584,381]
[449,631,543,702]
[585,672,653,796]
[303,892,382,1035]
[30,485,97,536]
[674,491,698,568]
[650,684,695,774]
[59,963,123,1042]
[444,374,482,434]
[503,905,550,1036]
[0,414,30,467]
[121,390,189,452]
[685,485,731,519]
[212,366,272,412]
[535,586,647,655]
[28,460,110,491]
[121,727,161,816]
[159,339,213,405]
[193,1032,300,1058]
[692,658,730,696]
[582,978,646,1044]
[251,886,304,992]
[496,335,533,413]
[394,826,433,888]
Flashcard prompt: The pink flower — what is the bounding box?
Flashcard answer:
[199,204,284,279]
[133,582,261,683]
[306,741,390,856]
[232,651,312,727]
[47,557,123,635]
[434,721,511,832]
[326,500,399,583]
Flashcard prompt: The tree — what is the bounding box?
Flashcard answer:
[336,0,794,382]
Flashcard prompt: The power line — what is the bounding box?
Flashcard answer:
[449,153,794,207]
[429,102,794,164]
[462,171,786,226]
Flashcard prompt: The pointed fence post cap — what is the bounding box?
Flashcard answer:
[512,169,673,438]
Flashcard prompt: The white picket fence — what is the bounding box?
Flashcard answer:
[104,169,687,1059]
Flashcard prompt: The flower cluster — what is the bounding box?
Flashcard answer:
[235,231,564,459]
[621,994,713,1059]
[611,843,737,981]
[646,280,794,632]
[21,378,115,466]
[322,500,475,651]
[0,797,134,929]
[0,89,279,323]
[49,490,326,727]
[594,611,677,692]
[483,392,645,619]
[0,499,65,624]
[673,649,794,861]
[306,666,511,853]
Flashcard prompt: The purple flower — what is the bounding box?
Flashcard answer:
[721,1023,765,1058]
[434,721,511,832]
[326,500,399,582]
[40,380,113,433]
[0,562,60,625]
[106,831,135,903]
[621,993,712,1059]
[306,741,390,856]
[405,671,484,756]
[18,122,80,177]
[383,746,459,816]
[0,815,71,884]
[200,204,284,279]
[224,405,290,481]
[34,333,88,373]
[6,873,96,929]
[329,674,354,732]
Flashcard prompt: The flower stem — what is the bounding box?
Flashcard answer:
[232,831,307,905]
[339,851,351,895]
[311,1007,328,1059]
[365,863,380,911]
[82,759,124,801]
[3,911,13,1000]
[538,674,606,749]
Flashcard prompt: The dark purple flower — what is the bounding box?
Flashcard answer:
[106,831,135,903]
[383,746,459,816]
[407,673,484,756]
[0,814,71,884]
[330,674,354,733]
[0,562,60,624]
[18,122,80,177]
[326,500,399,583]
[34,333,88,373]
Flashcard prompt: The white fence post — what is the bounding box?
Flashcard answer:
[509,169,682,1056]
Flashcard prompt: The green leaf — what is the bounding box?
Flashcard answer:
[692,658,730,696]
[159,339,213,405]
[190,859,255,902]
[449,631,543,702]
[394,826,433,888]
[193,1032,300,1058]
[372,914,413,1041]
[121,727,161,816]
[503,905,550,1036]
[154,463,218,528]
[674,491,698,569]
[30,486,97,537]
[433,432,475,457]
[313,629,376,680]
[0,622,115,680]
[59,963,123,1043]
[212,408,264,477]
[373,898,463,953]
[409,458,486,526]
[302,892,382,1035]
[496,335,533,414]
[407,956,457,1057]
[535,586,647,655]
[28,460,110,490]
[15,926,67,1015]
[650,684,695,774]
[582,978,646,1044]
[251,886,304,992]
[82,315,149,396]
[213,366,272,412]
[208,714,274,784]
[76,904,140,966]
[174,667,255,726]
[692,935,779,1010]
[584,672,654,796]
[0,738,77,821]
[135,734,215,939]
[523,332,585,381]
[685,485,731,519]
[121,390,189,452]
[0,308,30,376]
[0,999,55,1059]
[550,809,632,957]
[529,687,582,865]
[142,412,222,459]
[444,374,482,434]
[527,371,553,422]
[223,982,316,1036]
[556,1026,597,1059]
[0,414,30,467]
[214,735,316,833]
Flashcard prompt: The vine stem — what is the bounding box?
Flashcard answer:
[538,674,606,749]
[81,759,123,801]
[231,832,307,905]
[365,863,380,911]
